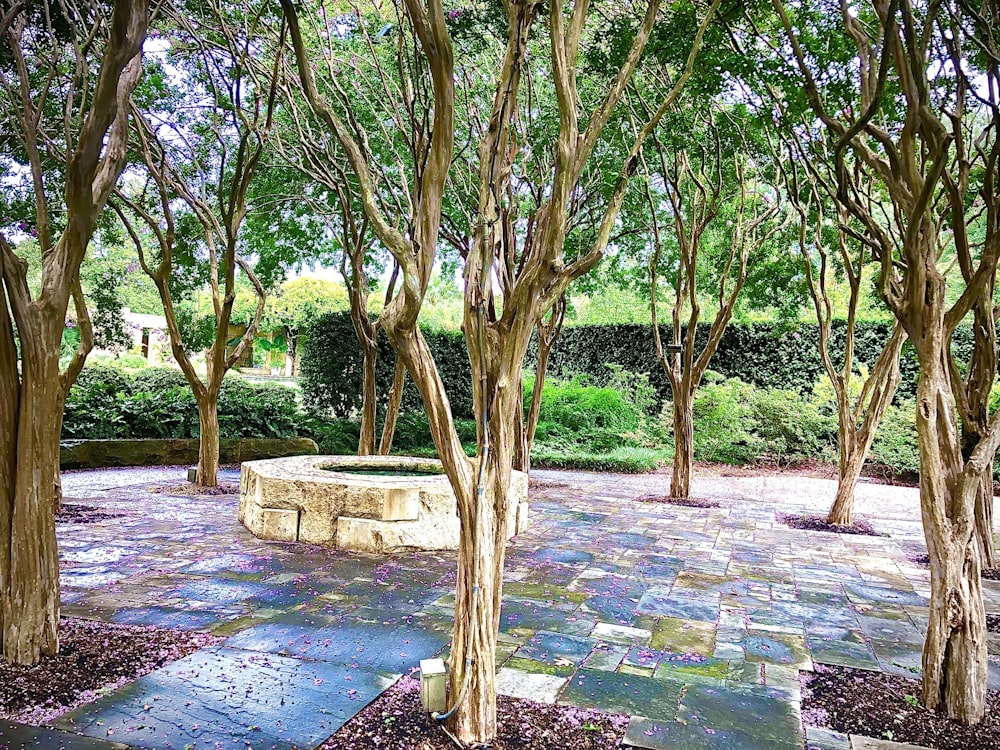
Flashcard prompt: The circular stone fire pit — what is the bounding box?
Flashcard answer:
[239,455,529,553]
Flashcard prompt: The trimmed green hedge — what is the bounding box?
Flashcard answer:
[537,321,975,404]
[302,317,982,416]
[63,365,300,440]
[299,312,474,419]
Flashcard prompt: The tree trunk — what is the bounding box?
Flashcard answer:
[378,358,405,455]
[0,277,16,656]
[513,375,529,474]
[975,472,995,570]
[961,301,997,570]
[358,341,377,456]
[2,321,62,664]
[195,391,221,487]
[671,392,694,499]
[827,438,866,526]
[448,364,520,745]
[917,348,988,724]
[516,339,554,475]
[285,326,298,376]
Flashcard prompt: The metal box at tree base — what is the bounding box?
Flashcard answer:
[420,658,448,714]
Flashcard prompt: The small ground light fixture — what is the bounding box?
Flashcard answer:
[420,658,448,714]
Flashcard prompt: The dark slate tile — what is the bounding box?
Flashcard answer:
[282,620,450,673]
[53,646,396,750]
[559,668,683,719]
[171,578,270,605]
[111,607,223,631]
[0,720,127,750]
[676,682,802,750]
[807,635,880,671]
[624,716,777,749]
[515,631,597,667]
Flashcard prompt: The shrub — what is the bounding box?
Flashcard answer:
[119,387,198,438]
[62,363,130,439]
[297,415,361,455]
[63,363,303,440]
[530,446,665,472]
[684,374,763,464]
[300,312,474,420]
[869,400,920,476]
[748,387,836,460]
[533,320,973,402]
[129,366,190,394]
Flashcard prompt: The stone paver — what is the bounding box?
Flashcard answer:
[1,465,990,749]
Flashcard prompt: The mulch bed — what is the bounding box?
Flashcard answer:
[988,615,1000,634]
[712,458,920,487]
[0,617,219,724]
[635,493,721,509]
[778,513,886,537]
[983,568,1000,581]
[528,479,573,491]
[56,503,126,524]
[319,676,628,750]
[150,482,240,497]
[802,663,1000,750]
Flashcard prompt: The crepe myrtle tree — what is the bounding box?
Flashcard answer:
[112,0,280,487]
[0,0,148,664]
[641,106,784,500]
[764,0,1000,722]
[774,132,905,527]
[280,0,720,742]
[267,102,406,455]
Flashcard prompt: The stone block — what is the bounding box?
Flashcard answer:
[382,488,419,521]
[335,515,461,554]
[262,508,299,542]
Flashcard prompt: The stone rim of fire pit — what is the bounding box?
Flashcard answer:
[239,454,528,553]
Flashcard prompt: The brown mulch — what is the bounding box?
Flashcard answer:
[711,458,921,487]
[319,676,628,750]
[150,482,240,497]
[777,513,887,537]
[56,503,126,524]
[0,617,219,724]
[635,493,721,509]
[802,663,1000,750]
[528,479,573,491]
[983,568,1000,581]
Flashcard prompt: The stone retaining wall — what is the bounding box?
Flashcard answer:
[60,437,319,470]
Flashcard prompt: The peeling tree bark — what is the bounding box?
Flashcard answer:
[0,0,148,664]
[378,359,406,456]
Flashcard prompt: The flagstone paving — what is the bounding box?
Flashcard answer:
[3,465,996,749]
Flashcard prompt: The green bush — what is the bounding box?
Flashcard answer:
[218,377,299,439]
[63,363,302,440]
[530,446,664,473]
[532,321,977,403]
[528,372,650,457]
[685,375,763,464]
[119,387,198,438]
[129,366,190,394]
[300,312,473,419]
[869,400,920,475]
[296,415,361,455]
[62,364,129,439]
[748,387,836,460]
